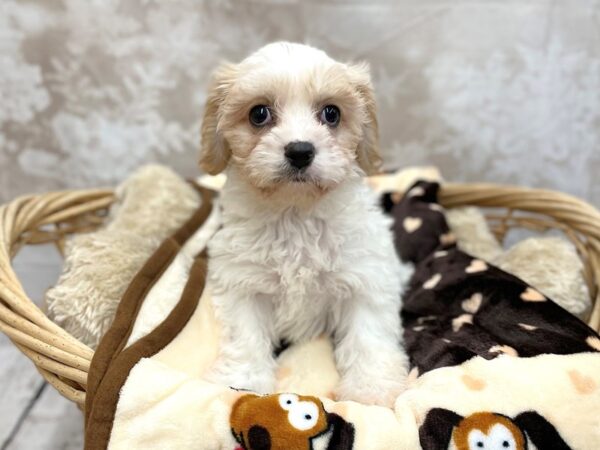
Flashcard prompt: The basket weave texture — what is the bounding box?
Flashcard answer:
[0,183,599,407]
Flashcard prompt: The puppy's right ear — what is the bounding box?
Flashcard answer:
[200,63,237,175]
[347,62,382,176]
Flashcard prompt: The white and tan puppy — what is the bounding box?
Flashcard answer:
[200,42,410,406]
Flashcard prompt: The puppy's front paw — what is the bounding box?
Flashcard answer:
[204,359,276,394]
[335,350,409,407]
[335,373,406,408]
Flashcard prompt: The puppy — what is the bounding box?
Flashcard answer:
[201,42,409,407]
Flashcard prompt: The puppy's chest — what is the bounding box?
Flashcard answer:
[265,216,349,296]
[256,214,355,340]
[220,212,355,300]
[211,205,381,341]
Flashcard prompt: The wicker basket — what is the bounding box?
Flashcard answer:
[0,183,599,408]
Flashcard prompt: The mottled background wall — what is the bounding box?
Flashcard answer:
[1,0,599,206]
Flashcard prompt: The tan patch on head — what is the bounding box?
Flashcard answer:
[465,259,488,274]
[586,335,600,351]
[423,273,442,289]
[461,374,486,391]
[403,216,423,233]
[452,314,473,332]
[440,232,457,246]
[413,325,426,332]
[429,203,444,212]
[518,323,538,331]
[568,369,597,394]
[489,345,518,356]
[520,287,546,302]
[462,293,483,314]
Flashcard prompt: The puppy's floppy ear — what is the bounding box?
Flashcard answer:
[348,63,382,176]
[199,63,237,175]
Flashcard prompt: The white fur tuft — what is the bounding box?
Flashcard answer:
[205,171,411,406]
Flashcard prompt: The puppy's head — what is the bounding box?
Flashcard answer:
[200,42,380,197]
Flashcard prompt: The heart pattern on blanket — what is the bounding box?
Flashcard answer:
[568,369,597,394]
[390,192,403,204]
[461,374,486,391]
[452,314,473,332]
[489,345,518,356]
[518,323,538,331]
[407,186,425,197]
[392,181,600,380]
[423,273,442,289]
[465,259,488,274]
[461,293,483,313]
[587,336,600,351]
[520,287,546,302]
[403,216,422,233]
[439,232,457,246]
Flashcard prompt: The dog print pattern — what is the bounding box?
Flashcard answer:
[230,393,354,450]
[420,408,573,450]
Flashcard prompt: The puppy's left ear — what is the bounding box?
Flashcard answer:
[349,63,382,176]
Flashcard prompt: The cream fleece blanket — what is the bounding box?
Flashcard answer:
[83,177,600,450]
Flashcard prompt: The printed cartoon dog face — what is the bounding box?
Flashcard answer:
[230,393,329,450]
[420,408,573,450]
[200,42,380,199]
[452,412,526,450]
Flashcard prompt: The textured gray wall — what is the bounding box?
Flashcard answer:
[1,0,599,206]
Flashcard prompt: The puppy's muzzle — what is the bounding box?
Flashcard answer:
[284,141,315,170]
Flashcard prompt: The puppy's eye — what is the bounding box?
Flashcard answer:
[319,105,340,127]
[249,105,273,127]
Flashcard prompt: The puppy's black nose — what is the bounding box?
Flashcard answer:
[284,141,315,169]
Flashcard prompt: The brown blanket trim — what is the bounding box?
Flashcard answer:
[85,257,208,450]
[84,186,215,448]
[84,238,178,423]
[85,186,215,420]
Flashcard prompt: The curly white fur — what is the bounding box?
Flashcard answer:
[201,42,410,406]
